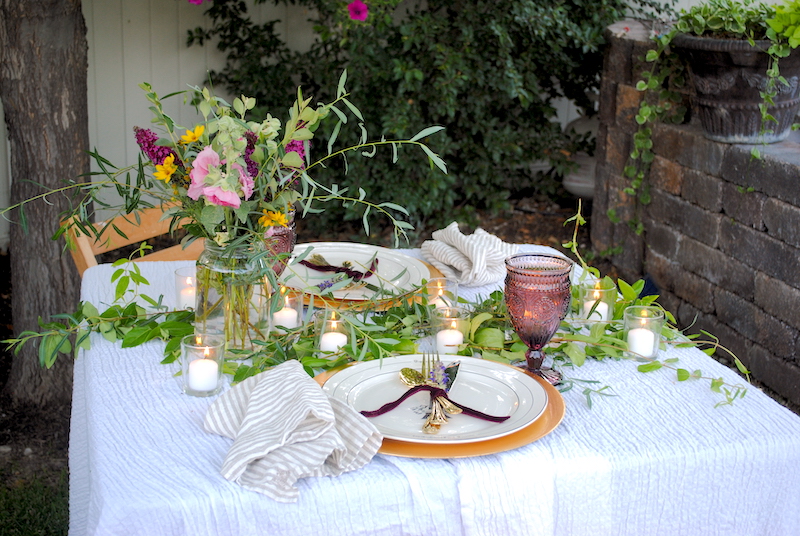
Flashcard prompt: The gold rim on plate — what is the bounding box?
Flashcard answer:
[315,363,565,458]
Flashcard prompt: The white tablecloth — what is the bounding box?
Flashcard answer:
[70,246,800,536]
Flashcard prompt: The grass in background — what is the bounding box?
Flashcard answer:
[0,467,68,536]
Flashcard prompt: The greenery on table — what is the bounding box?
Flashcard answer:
[4,209,749,408]
[186,0,673,234]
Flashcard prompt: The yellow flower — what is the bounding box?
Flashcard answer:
[154,154,177,183]
[180,125,205,144]
[259,210,288,228]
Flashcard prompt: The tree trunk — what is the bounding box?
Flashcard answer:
[0,0,88,406]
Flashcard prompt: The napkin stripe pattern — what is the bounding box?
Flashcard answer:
[204,360,382,502]
[421,222,518,287]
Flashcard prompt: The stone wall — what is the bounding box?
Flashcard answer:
[593,20,800,406]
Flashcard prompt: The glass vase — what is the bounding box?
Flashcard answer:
[194,241,271,356]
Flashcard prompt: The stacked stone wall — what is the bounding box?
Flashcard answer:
[594,20,800,405]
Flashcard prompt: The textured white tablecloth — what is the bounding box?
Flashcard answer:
[69,246,800,536]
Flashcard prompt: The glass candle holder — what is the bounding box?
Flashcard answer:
[434,306,468,355]
[623,306,665,359]
[315,310,349,356]
[580,282,616,322]
[174,266,197,311]
[270,287,303,333]
[181,333,225,397]
[425,277,459,309]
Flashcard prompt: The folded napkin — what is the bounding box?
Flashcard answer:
[204,360,382,503]
[421,222,519,286]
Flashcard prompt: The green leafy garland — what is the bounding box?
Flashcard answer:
[4,208,749,408]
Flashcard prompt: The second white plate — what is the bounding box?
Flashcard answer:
[323,355,549,444]
[279,243,429,301]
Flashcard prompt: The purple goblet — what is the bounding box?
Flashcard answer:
[504,253,572,385]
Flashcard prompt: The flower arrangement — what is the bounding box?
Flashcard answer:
[77,72,444,253]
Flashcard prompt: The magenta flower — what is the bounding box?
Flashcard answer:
[187,0,204,5]
[347,0,369,21]
[134,126,178,166]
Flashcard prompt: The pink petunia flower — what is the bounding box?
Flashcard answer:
[187,146,220,200]
[204,186,241,208]
[347,0,368,21]
[233,163,254,200]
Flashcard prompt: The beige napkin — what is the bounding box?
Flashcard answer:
[421,222,519,286]
[204,360,382,503]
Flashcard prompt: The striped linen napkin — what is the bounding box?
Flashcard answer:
[204,360,382,502]
[421,222,519,286]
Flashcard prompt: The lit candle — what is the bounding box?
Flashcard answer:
[177,276,196,310]
[187,346,219,392]
[583,289,610,321]
[436,320,464,355]
[320,322,348,353]
[627,325,657,357]
[271,296,300,331]
[430,285,448,309]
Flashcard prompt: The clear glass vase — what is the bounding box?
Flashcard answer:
[194,241,271,356]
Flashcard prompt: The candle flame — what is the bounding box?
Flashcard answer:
[185,276,194,286]
[592,290,600,300]
[450,320,457,330]
[285,296,291,307]
[203,347,210,358]
[331,320,338,330]
[437,288,444,297]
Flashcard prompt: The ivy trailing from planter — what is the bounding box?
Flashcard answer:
[622,0,800,234]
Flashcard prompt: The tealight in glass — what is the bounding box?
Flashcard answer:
[174,266,197,310]
[181,333,225,397]
[425,277,459,309]
[580,281,616,322]
[433,306,468,355]
[270,287,303,333]
[623,306,665,359]
[314,309,349,356]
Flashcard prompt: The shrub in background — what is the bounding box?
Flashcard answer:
[188,0,671,240]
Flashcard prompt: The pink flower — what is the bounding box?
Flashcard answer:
[204,186,241,208]
[187,0,204,5]
[347,0,368,21]
[187,146,219,200]
[233,163,254,200]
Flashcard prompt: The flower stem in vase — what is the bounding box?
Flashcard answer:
[194,241,271,358]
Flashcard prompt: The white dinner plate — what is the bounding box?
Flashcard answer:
[323,355,549,444]
[279,242,429,301]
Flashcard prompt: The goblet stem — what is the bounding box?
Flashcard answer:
[525,348,544,373]
[520,348,562,386]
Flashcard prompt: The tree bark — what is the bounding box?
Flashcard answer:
[0,0,88,406]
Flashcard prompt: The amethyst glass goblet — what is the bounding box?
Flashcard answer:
[504,253,573,385]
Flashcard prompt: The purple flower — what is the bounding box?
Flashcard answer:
[347,0,369,21]
[187,0,204,4]
[134,127,178,167]
[244,131,259,177]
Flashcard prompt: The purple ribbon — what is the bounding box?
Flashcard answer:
[298,257,379,281]
[360,384,511,423]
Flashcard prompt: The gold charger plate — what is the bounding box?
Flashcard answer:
[315,364,565,459]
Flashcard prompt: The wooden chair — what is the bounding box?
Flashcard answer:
[64,204,205,277]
